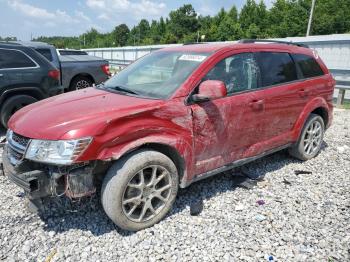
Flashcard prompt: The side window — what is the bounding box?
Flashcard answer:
[35,48,53,62]
[0,49,37,69]
[204,53,259,94]
[255,52,297,87]
[292,53,324,78]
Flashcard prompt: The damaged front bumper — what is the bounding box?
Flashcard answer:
[2,145,98,200]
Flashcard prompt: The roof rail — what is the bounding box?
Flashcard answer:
[183,42,206,45]
[238,39,309,48]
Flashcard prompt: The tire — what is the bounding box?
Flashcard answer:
[0,95,37,128]
[101,149,179,231]
[69,76,93,91]
[289,113,325,161]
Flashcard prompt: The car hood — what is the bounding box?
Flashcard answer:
[9,87,163,140]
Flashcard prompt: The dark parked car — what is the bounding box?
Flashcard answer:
[3,40,334,231]
[14,41,110,91]
[0,42,62,128]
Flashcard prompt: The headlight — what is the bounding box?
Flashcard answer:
[25,137,92,165]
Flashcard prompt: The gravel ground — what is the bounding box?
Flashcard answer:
[0,110,349,262]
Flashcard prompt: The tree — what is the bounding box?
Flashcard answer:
[168,4,198,42]
[31,0,350,48]
[113,24,129,46]
[312,0,350,35]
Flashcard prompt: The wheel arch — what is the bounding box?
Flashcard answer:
[0,87,44,108]
[311,107,329,128]
[292,97,330,141]
[96,136,193,188]
[69,73,95,88]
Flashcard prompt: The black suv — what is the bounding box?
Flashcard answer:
[0,42,63,128]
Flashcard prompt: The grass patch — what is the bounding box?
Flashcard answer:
[340,101,350,109]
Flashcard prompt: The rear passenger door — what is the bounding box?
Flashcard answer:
[253,51,304,148]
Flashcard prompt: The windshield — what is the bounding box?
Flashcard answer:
[102,51,210,99]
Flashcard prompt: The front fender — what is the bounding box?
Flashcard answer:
[292,97,330,141]
[95,134,194,183]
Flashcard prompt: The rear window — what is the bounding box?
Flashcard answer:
[0,48,37,69]
[256,52,297,87]
[35,48,53,62]
[292,53,324,78]
[59,50,88,55]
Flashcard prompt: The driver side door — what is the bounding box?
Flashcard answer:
[190,52,264,175]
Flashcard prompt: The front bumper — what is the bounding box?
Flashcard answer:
[3,144,98,199]
[2,147,52,199]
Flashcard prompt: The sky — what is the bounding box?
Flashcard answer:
[0,0,273,41]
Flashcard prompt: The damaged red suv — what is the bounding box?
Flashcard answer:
[3,40,334,231]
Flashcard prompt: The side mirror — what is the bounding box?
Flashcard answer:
[192,80,227,102]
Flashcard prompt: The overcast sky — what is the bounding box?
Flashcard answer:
[0,0,273,41]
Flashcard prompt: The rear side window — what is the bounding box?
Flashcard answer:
[0,49,37,69]
[292,53,324,78]
[35,48,53,62]
[255,52,297,87]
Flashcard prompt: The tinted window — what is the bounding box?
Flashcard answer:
[0,49,36,69]
[204,53,259,94]
[256,52,297,87]
[36,48,53,61]
[292,53,324,78]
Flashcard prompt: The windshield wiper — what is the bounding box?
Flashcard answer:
[105,84,139,95]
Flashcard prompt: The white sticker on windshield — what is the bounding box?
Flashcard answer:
[179,54,207,62]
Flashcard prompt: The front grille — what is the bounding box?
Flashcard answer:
[7,131,30,165]
[11,133,30,148]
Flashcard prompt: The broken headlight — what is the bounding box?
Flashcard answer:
[25,137,92,165]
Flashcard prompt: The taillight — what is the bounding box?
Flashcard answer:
[101,64,111,76]
[48,69,60,81]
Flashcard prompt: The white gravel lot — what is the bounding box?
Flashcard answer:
[0,110,349,262]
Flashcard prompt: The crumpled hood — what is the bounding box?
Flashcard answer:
[9,87,162,140]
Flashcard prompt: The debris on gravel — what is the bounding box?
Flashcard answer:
[0,110,349,261]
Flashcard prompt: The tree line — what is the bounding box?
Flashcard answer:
[30,0,350,49]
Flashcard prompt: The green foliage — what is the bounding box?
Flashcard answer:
[17,0,349,49]
[113,24,129,46]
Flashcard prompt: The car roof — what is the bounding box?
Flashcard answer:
[5,41,53,49]
[160,41,310,54]
[0,42,32,50]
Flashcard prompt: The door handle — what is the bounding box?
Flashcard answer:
[249,99,264,110]
[0,74,3,77]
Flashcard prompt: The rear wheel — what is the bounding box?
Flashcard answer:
[289,113,325,160]
[69,76,93,91]
[0,95,37,128]
[101,150,178,231]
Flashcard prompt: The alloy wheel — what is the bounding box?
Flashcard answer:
[303,120,322,155]
[122,165,172,223]
[75,79,90,90]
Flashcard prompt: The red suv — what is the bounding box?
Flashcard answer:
[3,40,335,231]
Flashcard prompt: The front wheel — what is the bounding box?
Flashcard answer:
[101,150,178,231]
[289,113,325,161]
